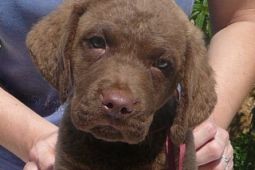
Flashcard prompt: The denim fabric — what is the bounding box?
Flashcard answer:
[0,1,62,117]
[0,0,193,169]
[175,0,195,16]
[0,1,63,169]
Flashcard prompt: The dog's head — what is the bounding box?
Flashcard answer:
[27,0,216,144]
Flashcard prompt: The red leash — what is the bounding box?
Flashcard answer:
[165,84,186,169]
[178,144,186,170]
[166,135,186,170]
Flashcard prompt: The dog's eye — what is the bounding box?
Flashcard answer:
[88,36,106,49]
[154,59,170,69]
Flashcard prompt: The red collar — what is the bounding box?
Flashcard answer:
[166,135,186,170]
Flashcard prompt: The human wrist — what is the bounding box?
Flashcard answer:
[29,123,58,150]
[25,119,58,161]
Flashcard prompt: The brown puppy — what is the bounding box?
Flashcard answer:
[27,0,217,169]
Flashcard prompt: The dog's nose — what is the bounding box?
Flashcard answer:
[101,89,136,116]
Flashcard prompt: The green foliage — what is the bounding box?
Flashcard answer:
[191,0,212,40]
[232,132,255,170]
[232,109,255,170]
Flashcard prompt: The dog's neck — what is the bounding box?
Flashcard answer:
[56,99,177,170]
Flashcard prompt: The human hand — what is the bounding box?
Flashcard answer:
[193,119,234,170]
[23,130,58,170]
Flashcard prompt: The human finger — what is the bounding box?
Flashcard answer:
[196,127,229,166]
[23,162,38,170]
[193,119,217,149]
[29,141,55,170]
[199,142,234,170]
[28,132,57,170]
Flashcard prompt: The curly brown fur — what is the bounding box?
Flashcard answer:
[26,0,217,169]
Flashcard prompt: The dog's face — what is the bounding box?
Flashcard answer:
[27,0,215,145]
[67,0,188,144]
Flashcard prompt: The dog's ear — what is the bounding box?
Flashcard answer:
[55,4,86,101]
[170,25,217,144]
[26,2,87,101]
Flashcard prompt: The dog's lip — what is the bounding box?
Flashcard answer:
[89,125,124,141]
[90,125,119,132]
[88,124,146,144]
[74,110,151,128]
[90,121,123,130]
[72,110,152,134]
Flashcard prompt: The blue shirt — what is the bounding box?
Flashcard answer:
[0,0,194,169]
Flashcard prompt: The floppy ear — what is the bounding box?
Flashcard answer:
[54,4,86,101]
[170,25,217,144]
[26,2,87,101]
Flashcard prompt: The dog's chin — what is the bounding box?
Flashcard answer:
[88,125,147,144]
[73,122,148,144]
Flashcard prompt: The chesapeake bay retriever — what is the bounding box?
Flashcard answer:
[26,0,217,169]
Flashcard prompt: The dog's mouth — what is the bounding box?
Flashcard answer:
[71,112,151,144]
[88,125,123,142]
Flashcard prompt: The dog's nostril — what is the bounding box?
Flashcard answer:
[120,107,132,114]
[106,102,114,109]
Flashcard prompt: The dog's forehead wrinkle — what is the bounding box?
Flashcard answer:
[85,0,185,37]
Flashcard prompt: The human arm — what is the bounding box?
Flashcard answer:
[194,0,255,169]
[208,0,255,129]
[0,87,58,169]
